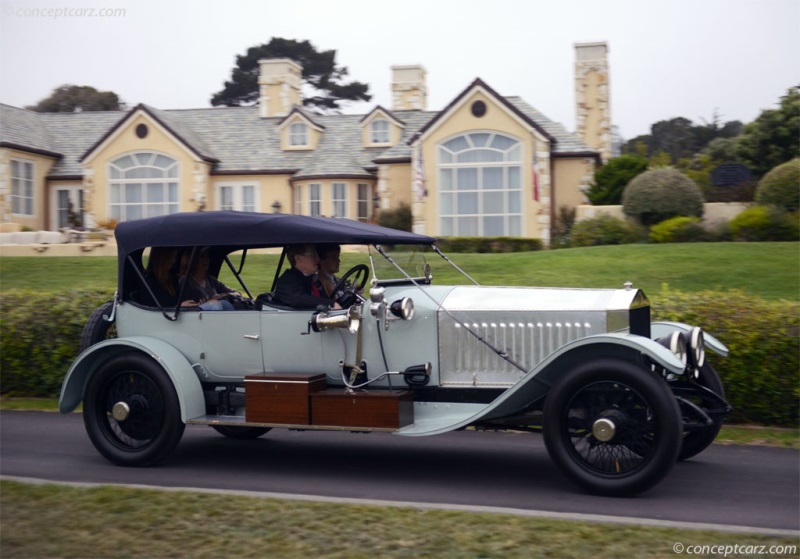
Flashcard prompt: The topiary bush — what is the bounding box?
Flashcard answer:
[651,287,799,426]
[729,205,800,242]
[755,158,800,212]
[622,168,704,226]
[376,203,412,232]
[570,214,646,247]
[649,216,707,243]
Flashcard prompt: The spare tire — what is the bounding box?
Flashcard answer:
[80,301,116,352]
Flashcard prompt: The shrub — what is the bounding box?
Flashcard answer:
[376,203,412,232]
[0,289,111,397]
[622,168,704,226]
[755,158,800,212]
[651,287,799,426]
[570,215,646,247]
[586,154,649,206]
[435,237,543,253]
[729,205,800,242]
[649,216,707,243]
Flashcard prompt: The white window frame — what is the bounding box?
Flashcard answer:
[438,132,523,237]
[50,185,84,230]
[294,184,302,215]
[10,158,34,216]
[357,183,370,222]
[370,119,390,144]
[309,183,321,216]
[331,182,347,218]
[289,122,309,147]
[216,182,258,212]
[108,152,180,222]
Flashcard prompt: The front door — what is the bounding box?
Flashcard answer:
[50,186,84,230]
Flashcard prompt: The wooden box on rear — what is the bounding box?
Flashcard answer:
[245,373,327,424]
[311,390,413,429]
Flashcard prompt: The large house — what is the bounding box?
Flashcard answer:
[0,42,611,245]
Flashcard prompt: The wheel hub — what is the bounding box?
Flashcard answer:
[592,417,616,442]
[112,401,130,421]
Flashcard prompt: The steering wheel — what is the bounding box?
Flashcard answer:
[332,264,369,306]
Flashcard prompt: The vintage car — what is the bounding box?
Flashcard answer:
[60,211,730,496]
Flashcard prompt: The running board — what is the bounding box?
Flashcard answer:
[187,414,396,433]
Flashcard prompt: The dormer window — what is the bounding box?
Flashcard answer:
[370,119,390,144]
[289,122,308,146]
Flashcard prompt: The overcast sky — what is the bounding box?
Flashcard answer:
[1,0,797,140]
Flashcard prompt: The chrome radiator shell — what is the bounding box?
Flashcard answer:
[436,286,649,387]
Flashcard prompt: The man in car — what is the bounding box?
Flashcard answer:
[274,244,340,309]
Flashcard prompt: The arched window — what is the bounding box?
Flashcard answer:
[108,152,179,221]
[438,132,522,236]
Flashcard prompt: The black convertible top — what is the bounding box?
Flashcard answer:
[115,211,434,255]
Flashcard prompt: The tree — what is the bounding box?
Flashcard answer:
[585,154,649,205]
[211,38,371,112]
[27,85,125,112]
[736,87,800,178]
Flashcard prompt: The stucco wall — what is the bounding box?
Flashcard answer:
[0,148,57,230]
[576,202,749,227]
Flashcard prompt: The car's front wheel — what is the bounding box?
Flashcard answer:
[677,362,726,461]
[83,352,185,466]
[543,359,682,496]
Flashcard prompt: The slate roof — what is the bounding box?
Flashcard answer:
[0,83,596,179]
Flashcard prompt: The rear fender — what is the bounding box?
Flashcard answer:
[59,336,206,422]
[651,321,729,357]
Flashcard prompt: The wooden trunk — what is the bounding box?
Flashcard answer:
[310,390,414,429]
[245,373,327,424]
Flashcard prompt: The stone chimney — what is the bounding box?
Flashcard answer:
[258,58,302,118]
[574,42,612,163]
[391,65,427,111]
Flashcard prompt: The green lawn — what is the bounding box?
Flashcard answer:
[2,242,798,301]
[1,481,795,559]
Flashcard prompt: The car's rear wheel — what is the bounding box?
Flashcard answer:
[80,301,116,352]
[210,425,271,439]
[677,362,726,461]
[83,352,185,466]
[543,359,682,496]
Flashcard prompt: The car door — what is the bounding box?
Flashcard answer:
[199,310,264,379]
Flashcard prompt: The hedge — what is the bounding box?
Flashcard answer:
[1,287,797,426]
[434,237,544,253]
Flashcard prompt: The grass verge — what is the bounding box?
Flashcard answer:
[1,481,796,559]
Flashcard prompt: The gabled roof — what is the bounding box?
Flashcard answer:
[79,103,219,164]
[358,105,406,128]
[408,78,558,146]
[277,105,326,131]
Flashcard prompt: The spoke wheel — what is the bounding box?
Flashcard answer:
[83,352,184,466]
[80,301,117,352]
[543,359,681,496]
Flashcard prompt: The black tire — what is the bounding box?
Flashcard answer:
[80,301,116,352]
[677,363,726,461]
[211,425,271,439]
[543,359,682,496]
[83,352,185,466]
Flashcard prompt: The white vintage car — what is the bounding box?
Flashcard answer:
[60,211,730,496]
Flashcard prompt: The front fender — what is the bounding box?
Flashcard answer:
[651,321,729,357]
[399,332,682,436]
[59,336,206,422]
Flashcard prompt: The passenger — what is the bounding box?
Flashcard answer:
[143,247,179,307]
[273,244,339,310]
[179,248,238,310]
[315,243,341,298]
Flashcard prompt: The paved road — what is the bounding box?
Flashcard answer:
[1,410,798,533]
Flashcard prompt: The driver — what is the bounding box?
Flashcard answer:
[274,244,340,310]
